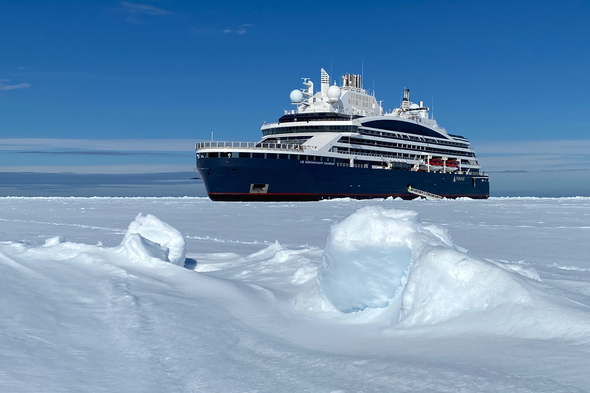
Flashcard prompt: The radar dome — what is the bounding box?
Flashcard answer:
[290,89,303,103]
[327,85,341,103]
[409,103,420,115]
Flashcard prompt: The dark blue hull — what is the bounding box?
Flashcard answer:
[197,157,489,201]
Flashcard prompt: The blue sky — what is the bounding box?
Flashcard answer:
[1,0,589,196]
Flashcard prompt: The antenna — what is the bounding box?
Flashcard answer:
[361,58,364,89]
[211,131,213,141]
[330,62,333,83]
[431,95,434,120]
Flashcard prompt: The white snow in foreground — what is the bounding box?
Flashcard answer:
[319,206,590,341]
[1,197,590,392]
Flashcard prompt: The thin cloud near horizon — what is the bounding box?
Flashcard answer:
[0,138,198,152]
[477,139,590,155]
[476,140,590,171]
[18,150,190,157]
[0,164,193,175]
[0,80,31,91]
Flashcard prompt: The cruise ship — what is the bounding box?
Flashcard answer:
[196,68,489,201]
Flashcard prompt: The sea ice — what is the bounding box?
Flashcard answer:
[1,197,590,392]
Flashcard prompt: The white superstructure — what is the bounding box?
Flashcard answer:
[249,68,482,174]
[197,68,486,176]
[288,68,382,117]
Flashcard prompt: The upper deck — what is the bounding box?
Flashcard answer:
[196,141,303,152]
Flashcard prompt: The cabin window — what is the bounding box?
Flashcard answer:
[267,153,277,159]
[239,152,250,158]
[208,152,219,158]
[279,154,288,159]
[252,153,264,159]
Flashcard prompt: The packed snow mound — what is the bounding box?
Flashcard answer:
[318,207,536,324]
[43,235,66,247]
[12,213,187,267]
[119,213,186,266]
[320,209,411,312]
[117,233,171,265]
[318,207,454,313]
[399,248,532,325]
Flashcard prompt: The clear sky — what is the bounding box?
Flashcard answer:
[1,0,589,196]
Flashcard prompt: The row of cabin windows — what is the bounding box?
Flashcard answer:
[334,147,415,160]
[200,152,414,169]
[339,136,475,158]
[201,150,473,168]
[201,151,349,164]
[359,128,469,148]
[262,136,311,146]
[262,124,468,150]
[333,147,471,165]
[262,125,358,136]
[201,150,472,167]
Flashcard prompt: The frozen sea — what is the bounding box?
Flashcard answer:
[1,197,589,392]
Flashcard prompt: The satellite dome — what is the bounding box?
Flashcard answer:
[290,89,303,103]
[409,103,420,115]
[327,85,341,103]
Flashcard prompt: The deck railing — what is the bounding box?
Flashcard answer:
[195,141,488,177]
[196,141,303,152]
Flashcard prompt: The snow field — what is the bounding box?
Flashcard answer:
[1,197,590,392]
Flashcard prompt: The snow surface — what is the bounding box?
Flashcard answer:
[1,197,590,392]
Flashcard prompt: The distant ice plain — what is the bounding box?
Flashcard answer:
[1,197,589,392]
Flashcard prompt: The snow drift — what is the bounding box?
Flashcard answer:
[317,206,492,319]
[16,213,187,267]
[318,206,590,338]
[117,213,186,266]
